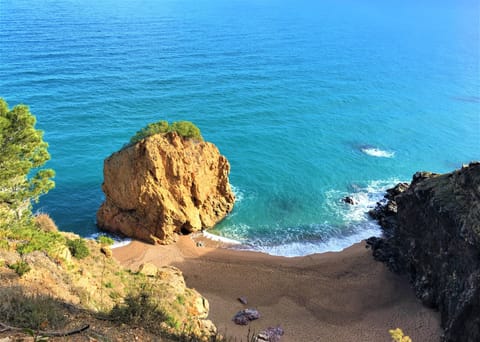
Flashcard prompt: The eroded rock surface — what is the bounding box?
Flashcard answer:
[97,132,235,244]
[367,162,480,342]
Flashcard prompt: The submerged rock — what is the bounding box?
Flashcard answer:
[367,162,480,342]
[342,196,356,205]
[97,131,235,244]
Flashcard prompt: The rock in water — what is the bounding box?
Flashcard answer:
[97,132,235,244]
[342,196,356,205]
[367,162,480,342]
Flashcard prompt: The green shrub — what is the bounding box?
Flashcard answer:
[129,120,202,144]
[176,294,186,305]
[169,121,202,140]
[66,238,90,259]
[165,313,180,330]
[8,260,31,276]
[130,120,169,144]
[15,227,67,257]
[0,239,9,250]
[97,235,115,246]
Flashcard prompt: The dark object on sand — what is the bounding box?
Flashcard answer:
[232,308,260,325]
[256,326,284,342]
[237,296,248,305]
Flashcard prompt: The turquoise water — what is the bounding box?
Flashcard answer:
[1,0,479,256]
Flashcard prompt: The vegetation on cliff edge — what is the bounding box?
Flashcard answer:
[130,120,203,144]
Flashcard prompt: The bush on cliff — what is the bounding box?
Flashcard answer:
[3,219,66,257]
[169,121,202,141]
[109,286,168,332]
[66,238,90,259]
[130,120,202,144]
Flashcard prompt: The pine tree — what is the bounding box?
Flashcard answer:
[0,98,54,224]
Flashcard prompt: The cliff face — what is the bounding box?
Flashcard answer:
[368,162,480,342]
[97,132,235,244]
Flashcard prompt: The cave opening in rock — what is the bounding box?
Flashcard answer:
[180,223,191,235]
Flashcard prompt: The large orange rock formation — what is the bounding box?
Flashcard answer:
[97,132,235,244]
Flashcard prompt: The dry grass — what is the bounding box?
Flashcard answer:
[34,213,58,232]
[0,286,67,330]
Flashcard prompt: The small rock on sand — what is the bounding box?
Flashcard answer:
[232,308,260,325]
[237,296,248,305]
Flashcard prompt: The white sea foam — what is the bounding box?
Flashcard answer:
[111,238,132,249]
[250,223,382,257]
[324,179,398,225]
[361,147,395,158]
[243,178,404,257]
[344,179,401,221]
[231,184,244,203]
[202,231,242,245]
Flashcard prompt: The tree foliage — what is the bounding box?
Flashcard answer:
[129,120,202,144]
[0,98,54,223]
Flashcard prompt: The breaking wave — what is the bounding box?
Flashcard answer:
[221,178,402,257]
[361,147,395,158]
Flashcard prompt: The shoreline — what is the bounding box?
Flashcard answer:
[113,236,441,341]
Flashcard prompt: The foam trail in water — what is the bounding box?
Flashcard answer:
[361,147,395,158]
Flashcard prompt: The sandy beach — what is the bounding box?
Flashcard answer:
[113,236,441,341]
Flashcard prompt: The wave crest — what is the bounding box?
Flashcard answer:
[361,147,395,158]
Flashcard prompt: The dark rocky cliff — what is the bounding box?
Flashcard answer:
[367,162,480,342]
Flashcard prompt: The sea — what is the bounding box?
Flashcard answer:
[1,0,479,256]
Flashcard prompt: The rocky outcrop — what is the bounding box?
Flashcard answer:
[0,234,216,340]
[367,162,480,342]
[97,132,235,244]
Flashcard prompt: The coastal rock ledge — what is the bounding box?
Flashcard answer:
[97,132,235,244]
[367,162,480,342]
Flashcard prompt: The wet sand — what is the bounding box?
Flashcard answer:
[113,236,441,341]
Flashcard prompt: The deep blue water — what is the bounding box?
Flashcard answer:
[1,0,479,256]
